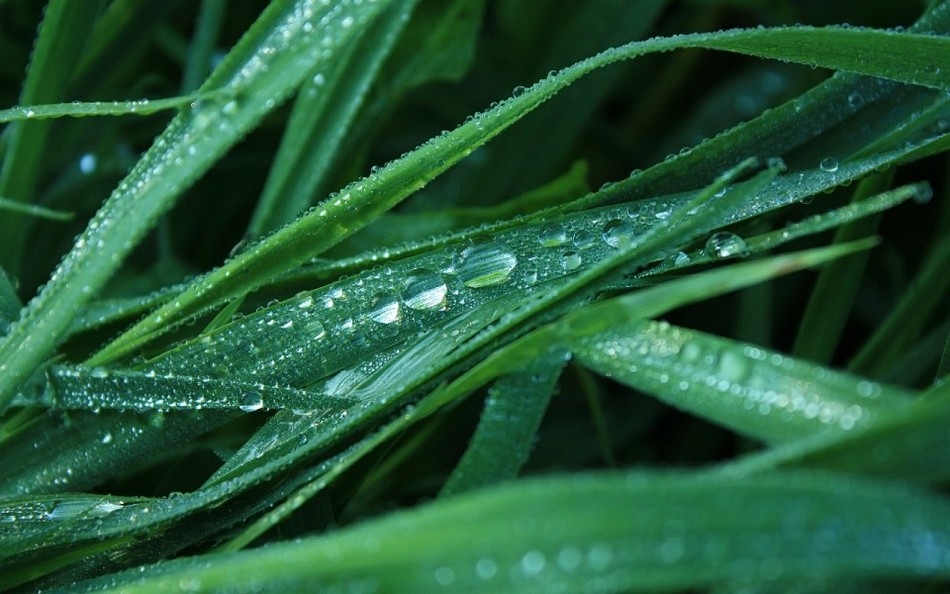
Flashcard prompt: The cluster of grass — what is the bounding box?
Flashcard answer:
[0,0,949,592]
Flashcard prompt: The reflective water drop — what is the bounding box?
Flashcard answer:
[79,153,97,174]
[538,224,568,247]
[239,391,264,412]
[401,269,447,311]
[668,251,690,266]
[312,320,327,340]
[704,232,749,258]
[562,251,582,270]
[298,296,314,309]
[368,292,401,324]
[602,219,634,248]
[456,243,517,288]
[819,157,839,172]
[718,349,751,382]
[572,229,596,249]
[521,551,546,575]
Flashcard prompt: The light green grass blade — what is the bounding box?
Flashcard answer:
[0,0,393,410]
[574,319,912,444]
[85,21,950,369]
[180,0,226,94]
[0,93,215,123]
[64,471,950,593]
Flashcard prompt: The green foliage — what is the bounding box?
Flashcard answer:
[0,0,948,592]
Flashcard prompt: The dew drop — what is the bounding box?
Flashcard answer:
[602,219,634,248]
[312,320,327,340]
[572,229,596,249]
[819,157,839,172]
[79,153,98,174]
[704,232,749,258]
[239,391,264,412]
[718,349,751,382]
[562,251,582,271]
[433,567,455,586]
[298,296,314,309]
[668,251,691,266]
[512,85,526,97]
[368,292,401,324]
[475,558,497,580]
[455,243,517,288]
[538,224,568,247]
[401,269,448,311]
[521,551,546,575]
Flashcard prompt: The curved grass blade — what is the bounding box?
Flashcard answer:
[65,471,950,593]
[87,21,950,368]
[0,0,394,409]
[574,319,913,444]
[0,197,73,221]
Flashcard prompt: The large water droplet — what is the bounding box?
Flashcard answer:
[401,269,447,311]
[456,243,517,288]
[819,157,839,172]
[239,391,264,412]
[602,219,634,248]
[538,225,568,247]
[562,251,582,271]
[368,292,401,324]
[704,232,749,258]
[572,229,596,249]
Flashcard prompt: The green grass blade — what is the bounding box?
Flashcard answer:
[0,0,393,410]
[440,351,566,497]
[181,0,226,94]
[792,172,895,363]
[0,0,102,274]
[848,231,950,379]
[574,319,912,444]
[64,471,950,593]
[246,0,417,235]
[0,93,214,123]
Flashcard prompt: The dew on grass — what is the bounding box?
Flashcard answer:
[401,270,447,311]
[704,232,749,258]
[455,243,517,288]
[239,391,264,412]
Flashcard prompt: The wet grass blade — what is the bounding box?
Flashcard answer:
[64,471,950,593]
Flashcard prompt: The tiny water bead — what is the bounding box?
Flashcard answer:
[704,232,749,258]
[602,219,635,248]
[572,229,596,249]
[455,242,518,288]
[401,269,448,311]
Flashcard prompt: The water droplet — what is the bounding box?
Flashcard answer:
[521,551,546,575]
[572,229,596,249]
[79,153,97,174]
[718,349,751,382]
[512,85,526,97]
[819,157,839,172]
[312,320,327,340]
[562,251,582,270]
[557,547,582,571]
[401,269,447,311]
[239,391,263,412]
[298,296,314,309]
[538,224,568,247]
[668,251,690,266]
[602,219,634,248]
[704,232,749,258]
[368,292,401,324]
[455,243,517,288]
[475,558,497,580]
[433,567,455,585]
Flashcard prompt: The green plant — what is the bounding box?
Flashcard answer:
[1,0,949,591]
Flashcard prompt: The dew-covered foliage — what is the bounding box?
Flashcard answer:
[0,0,949,592]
